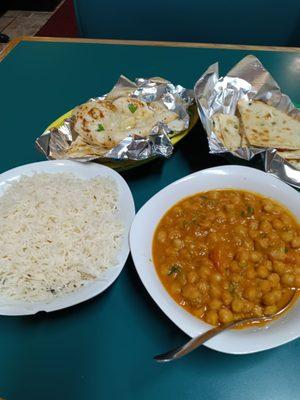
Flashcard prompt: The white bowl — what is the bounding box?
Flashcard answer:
[130,165,300,354]
[0,160,135,315]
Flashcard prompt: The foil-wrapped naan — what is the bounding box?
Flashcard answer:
[69,97,184,157]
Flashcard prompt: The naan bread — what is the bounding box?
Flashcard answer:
[277,149,300,160]
[286,159,300,170]
[67,136,105,157]
[72,97,182,150]
[212,113,242,151]
[237,100,300,149]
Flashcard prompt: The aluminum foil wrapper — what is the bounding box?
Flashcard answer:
[194,55,300,188]
[36,75,194,162]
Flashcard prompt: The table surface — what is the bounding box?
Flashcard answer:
[1,37,300,400]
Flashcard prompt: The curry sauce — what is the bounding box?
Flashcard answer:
[153,190,300,327]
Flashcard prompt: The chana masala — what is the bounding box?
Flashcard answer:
[153,190,300,327]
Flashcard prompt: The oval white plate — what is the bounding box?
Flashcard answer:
[130,165,300,354]
[0,160,135,315]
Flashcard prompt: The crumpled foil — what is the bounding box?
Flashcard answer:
[36,75,194,162]
[194,55,300,188]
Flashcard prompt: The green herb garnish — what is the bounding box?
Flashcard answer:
[247,206,254,216]
[240,211,246,217]
[128,103,138,113]
[285,247,289,253]
[97,124,105,132]
[168,265,182,276]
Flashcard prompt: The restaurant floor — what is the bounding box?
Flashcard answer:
[0,0,65,54]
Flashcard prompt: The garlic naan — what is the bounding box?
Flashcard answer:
[237,100,300,149]
[72,97,183,151]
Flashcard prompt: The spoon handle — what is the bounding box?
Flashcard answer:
[154,317,266,362]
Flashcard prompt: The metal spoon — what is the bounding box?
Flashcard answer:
[154,290,298,362]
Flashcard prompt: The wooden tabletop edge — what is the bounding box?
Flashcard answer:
[0,38,22,62]
[0,36,299,58]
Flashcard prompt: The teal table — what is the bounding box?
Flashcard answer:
[1,38,300,400]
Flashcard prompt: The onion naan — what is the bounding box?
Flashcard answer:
[237,100,300,149]
[212,113,242,152]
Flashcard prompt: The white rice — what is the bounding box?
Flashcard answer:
[0,173,124,302]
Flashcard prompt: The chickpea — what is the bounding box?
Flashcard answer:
[257,265,269,279]
[269,249,286,261]
[256,237,269,250]
[171,282,182,295]
[168,229,181,239]
[182,284,199,300]
[222,291,234,307]
[250,251,263,262]
[264,305,278,316]
[205,310,219,326]
[280,231,294,243]
[210,285,222,298]
[273,261,286,275]
[198,281,209,293]
[260,220,272,233]
[246,268,256,279]
[235,226,247,237]
[219,308,234,324]
[268,273,280,286]
[268,231,280,243]
[249,220,259,230]
[249,230,260,240]
[243,300,253,313]
[253,305,263,317]
[263,291,277,306]
[231,298,244,313]
[273,289,282,302]
[294,275,300,288]
[157,230,167,243]
[209,298,223,310]
[173,238,184,249]
[259,279,272,293]
[244,286,257,301]
[165,247,178,257]
[244,239,254,250]
[187,271,199,284]
[281,273,295,287]
[199,266,211,279]
[291,237,300,249]
[172,206,182,215]
[235,249,250,264]
[272,219,284,230]
[210,272,222,284]
[230,261,240,273]
[263,202,274,212]
[282,215,293,228]
[231,273,242,283]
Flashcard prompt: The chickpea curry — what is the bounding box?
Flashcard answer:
[153,190,300,327]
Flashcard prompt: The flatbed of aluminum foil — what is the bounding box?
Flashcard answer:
[36,75,194,162]
[194,55,300,188]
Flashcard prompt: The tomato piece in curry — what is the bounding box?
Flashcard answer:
[152,190,300,327]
